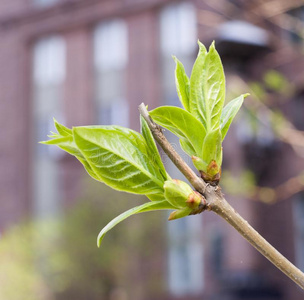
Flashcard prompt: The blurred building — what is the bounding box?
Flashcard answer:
[0,0,304,299]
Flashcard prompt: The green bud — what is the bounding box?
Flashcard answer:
[192,156,221,185]
[200,161,221,185]
[164,179,204,216]
[186,191,202,209]
[164,179,193,209]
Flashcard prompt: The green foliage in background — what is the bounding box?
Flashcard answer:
[0,182,166,300]
[42,41,248,246]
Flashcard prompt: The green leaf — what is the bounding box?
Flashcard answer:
[190,41,225,131]
[191,156,208,173]
[168,207,192,221]
[41,130,100,181]
[179,139,196,157]
[220,94,249,140]
[150,106,206,157]
[173,56,190,111]
[140,115,167,181]
[42,122,167,200]
[189,41,207,127]
[193,128,222,181]
[73,126,166,199]
[202,128,222,168]
[97,200,175,246]
[53,118,72,136]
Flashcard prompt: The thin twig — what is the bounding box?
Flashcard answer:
[139,103,207,193]
[213,196,304,289]
[139,102,304,290]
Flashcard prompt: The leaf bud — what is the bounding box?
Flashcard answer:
[192,156,221,185]
[164,179,193,209]
[200,160,221,185]
[186,191,202,209]
[164,179,204,211]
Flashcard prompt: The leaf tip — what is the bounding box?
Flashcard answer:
[97,232,104,248]
[53,117,61,129]
[168,207,191,220]
[168,210,177,221]
[197,40,207,53]
[244,93,250,99]
[209,40,217,53]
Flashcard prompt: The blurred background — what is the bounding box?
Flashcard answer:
[1,0,304,299]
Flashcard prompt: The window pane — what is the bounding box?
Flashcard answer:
[33,36,65,157]
[93,19,129,127]
[160,2,197,56]
[94,20,128,71]
[32,36,66,219]
[33,36,65,86]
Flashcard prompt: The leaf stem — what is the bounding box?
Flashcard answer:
[139,102,304,290]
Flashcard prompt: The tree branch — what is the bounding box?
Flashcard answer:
[139,103,207,193]
[139,102,304,290]
[213,196,304,289]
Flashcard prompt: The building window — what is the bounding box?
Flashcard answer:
[33,0,59,8]
[160,2,204,296]
[160,2,197,106]
[93,19,129,127]
[167,217,204,296]
[160,2,197,58]
[32,36,66,219]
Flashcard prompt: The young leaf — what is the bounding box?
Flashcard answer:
[168,207,193,221]
[220,93,249,140]
[189,42,207,128]
[192,127,222,180]
[190,41,225,131]
[97,200,175,246]
[73,126,166,199]
[41,131,100,181]
[149,106,206,157]
[179,139,196,157]
[193,128,223,184]
[173,56,190,111]
[202,128,222,170]
[140,115,167,181]
[53,118,72,136]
